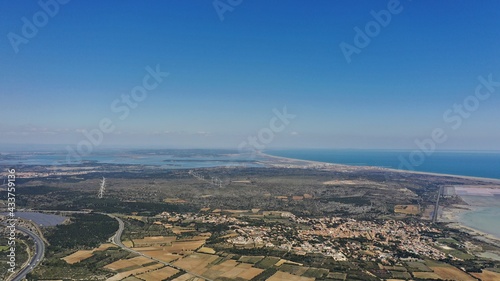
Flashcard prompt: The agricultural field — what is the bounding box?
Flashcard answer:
[131,236,177,247]
[106,263,164,281]
[238,255,265,264]
[327,272,347,280]
[103,256,170,281]
[471,269,500,281]
[389,271,411,279]
[405,261,433,272]
[421,205,435,220]
[279,264,310,276]
[126,215,146,221]
[170,252,334,281]
[171,273,202,281]
[426,260,478,281]
[203,259,263,279]
[197,247,216,254]
[172,227,198,235]
[255,256,282,269]
[267,270,314,281]
[135,266,179,281]
[96,243,118,251]
[137,250,181,263]
[172,253,266,280]
[62,243,117,264]
[129,235,208,263]
[62,250,94,264]
[172,253,220,274]
[430,266,477,281]
[104,256,153,271]
[412,271,443,279]
[166,240,206,253]
[394,204,420,215]
[435,238,476,260]
[436,246,475,260]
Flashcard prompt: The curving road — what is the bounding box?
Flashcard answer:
[8,225,45,281]
[106,214,213,281]
[109,214,126,248]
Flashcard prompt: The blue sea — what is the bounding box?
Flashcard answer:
[266,149,500,180]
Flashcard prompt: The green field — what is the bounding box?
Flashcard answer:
[255,256,281,269]
[239,255,265,264]
[405,261,433,272]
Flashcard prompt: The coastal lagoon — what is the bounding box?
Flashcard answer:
[456,193,500,240]
[459,206,500,239]
[0,149,262,169]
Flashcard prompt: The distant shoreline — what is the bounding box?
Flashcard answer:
[260,151,500,184]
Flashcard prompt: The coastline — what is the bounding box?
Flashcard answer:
[259,151,500,184]
[259,150,500,242]
[441,206,500,245]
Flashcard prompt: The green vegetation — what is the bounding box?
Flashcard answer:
[11,164,500,280]
[251,268,277,281]
[255,256,281,269]
[239,255,265,264]
[28,213,122,280]
[436,237,475,260]
[45,213,118,250]
[405,261,433,272]
[390,271,411,279]
[327,271,347,280]
[302,267,329,278]
[28,248,135,280]
[0,236,30,281]
[122,217,170,240]
[279,263,306,275]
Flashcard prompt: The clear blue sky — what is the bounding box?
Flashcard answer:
[1,0,499,150]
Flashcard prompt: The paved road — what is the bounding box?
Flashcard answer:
[106,214,213,281]
[8,225,45,281]
[8,211,212,280]
[432,186,443,223]
[109,214,126,248]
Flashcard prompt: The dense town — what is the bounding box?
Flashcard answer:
[157,210,451,264]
